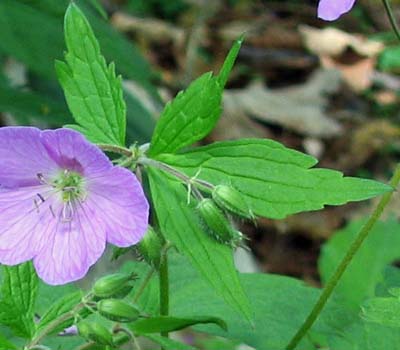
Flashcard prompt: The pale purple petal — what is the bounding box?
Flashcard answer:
[0,127,149,285]
[0,185,55,264]
[87,167,149,247]
[33,201,106,285]
[318,0,356,21]
[0,127,57,188]
[40,128,112,177]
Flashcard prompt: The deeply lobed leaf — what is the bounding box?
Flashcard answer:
[0,263,38,338]
[148,168,252,323]
[155,139,392,219]
[57,3,126,145]
[319,218,400,309]
[149,37,243,156]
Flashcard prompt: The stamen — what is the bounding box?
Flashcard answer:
[33,193,46,213]
[49,205,56,219]
[37,173,46,184]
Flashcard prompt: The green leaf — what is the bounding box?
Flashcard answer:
[130,315,227,334]
[218,35,243,87]
[361,296,400,327]
[36,281,79,315]
[144,334,196,350]
[0,84,71,126]
[88,0,107,19]
[379,45,400,72]
[328,319,400,350]
[148,168,252,322]
[0,332,16,350]
[0,262,38,338]
[124,88,156,144]
[57,3,126,145]
[155,139,392,219]
[148,38,242,156]
[319,218,400,309]
[0,0,156,88]
[43,335,85,349]
[36,291,85,335]
[119,260,159,315]
[168,253,339,350]
[0,0,65,80]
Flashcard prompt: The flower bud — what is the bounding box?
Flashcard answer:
[93,272,136,299]
[98,299,140,322]
[212,185,254,219]
[197,198,243,245]
[137,226,163,267]
[77,321,114,346]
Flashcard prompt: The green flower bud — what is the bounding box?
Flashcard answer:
[77,321,114,346]
[93,272,136,299]
[98,299,140,322]
[212,185,254,219]
[137,226,163,267]
[197,198,243,245]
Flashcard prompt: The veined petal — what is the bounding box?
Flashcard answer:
[87,166,149,247]
[0,185,55,264]
[41,128,112,177]
[0,127,57,187]
[33,200,106,285]
[318,0,356,21]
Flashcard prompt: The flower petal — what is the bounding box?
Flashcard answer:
[0,127,57,188]
[0,185,55,264]
[88,167,149,247]
[33,200,106,285]
[40,128,112,177]
[318,0,356,21]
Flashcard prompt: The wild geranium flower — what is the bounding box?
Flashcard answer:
[0,127,149,285]
[318,0,356,21]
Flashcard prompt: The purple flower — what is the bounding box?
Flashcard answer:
[318,0,356,21]
[0,127,149,285]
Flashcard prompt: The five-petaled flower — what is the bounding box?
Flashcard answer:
[318,0,356,21]
[0,127,149,285]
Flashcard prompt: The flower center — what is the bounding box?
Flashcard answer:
[52,170,86,203]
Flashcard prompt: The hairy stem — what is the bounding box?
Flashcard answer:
[96,143,132,157]
[138,157,214,190]
[286,164,400,350]
[26,299,88,349]
[382,0,400,41]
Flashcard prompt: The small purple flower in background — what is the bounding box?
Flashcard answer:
[318,0,356,21]
[0,127,149,285]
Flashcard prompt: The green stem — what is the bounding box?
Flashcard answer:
[96,143,132,157]
[26,300,88,349]
[382,0,400,41]
[286,164,400,350]
[159,248,169,346]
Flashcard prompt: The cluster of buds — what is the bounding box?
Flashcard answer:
[197,185,254,247]
[77,273,141,346]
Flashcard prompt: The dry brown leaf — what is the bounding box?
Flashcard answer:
[321,55,376,91]
[111,12,185,46]
[338,120,400,169]
[221,69,342,138]
[299,25,384,57]
[373,90,398,105]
